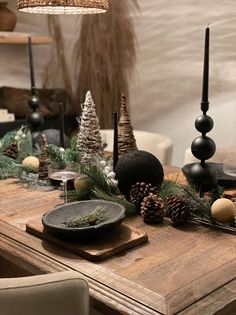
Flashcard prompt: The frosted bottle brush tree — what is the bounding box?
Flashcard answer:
[77,91,103,163]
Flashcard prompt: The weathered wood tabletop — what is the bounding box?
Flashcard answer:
[0,166,236,315]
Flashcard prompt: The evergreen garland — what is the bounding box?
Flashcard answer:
[159,180,224,223]
[0,155,19,179]
[46,144,65,162]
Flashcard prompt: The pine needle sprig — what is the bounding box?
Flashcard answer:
[82,163,119,196]
[159,180,213,222]
[0,155,20,179]
[0,130,17,152]
[46,144,65,162]
[91,186,137,216]
[64,206,107,227]
[16,129,40,162]
[64,147,81,163]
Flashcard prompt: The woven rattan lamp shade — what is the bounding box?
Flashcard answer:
[17,0,109,14]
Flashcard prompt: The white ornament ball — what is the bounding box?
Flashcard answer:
[104,165,112,174]
[211,198,236,223]
[22,156,40,171]
[107,171,116,179]
[100,160,106,167]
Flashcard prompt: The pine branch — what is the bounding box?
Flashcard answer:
[0,155,20,179]
[82,163,119,196]
[91,186,137,216]
[46,144,64,162]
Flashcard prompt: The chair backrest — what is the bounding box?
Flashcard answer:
[100,129,173,165]
[0,271,89,315]
[183,147,236,165]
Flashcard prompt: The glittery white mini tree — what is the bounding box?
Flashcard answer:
[77,91,103,162]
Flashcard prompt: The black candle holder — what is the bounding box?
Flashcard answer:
[27,36,44,139]
[187,106,217,196]
[182,26,217,197]
[27,92,44,139]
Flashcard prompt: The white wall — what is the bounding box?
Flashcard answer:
[2,1,236,167]
[129,0,236,166]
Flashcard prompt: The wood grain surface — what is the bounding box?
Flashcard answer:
[0,167,236,315]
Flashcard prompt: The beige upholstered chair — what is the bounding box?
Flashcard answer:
[0,271,89,315]
[183,147,236,164]
[101,129,173,165]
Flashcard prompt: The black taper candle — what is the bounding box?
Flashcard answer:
[59,102,65,148]
[28,36,36,96]
[201,26,210,114]
[113,112,118,169]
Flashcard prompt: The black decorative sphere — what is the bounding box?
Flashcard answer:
[195,114,214,133]
[35,129,70,148]
[191,136,216,160]
[115,150,164,196]
[187,163,217,191]
[27,111,44,131]
[28,95,40,111]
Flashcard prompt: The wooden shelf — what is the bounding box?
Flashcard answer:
[0,32,52,45]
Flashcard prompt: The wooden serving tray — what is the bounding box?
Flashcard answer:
[26,220,148,261]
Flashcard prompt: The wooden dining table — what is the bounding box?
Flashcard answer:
[0,166,235,315]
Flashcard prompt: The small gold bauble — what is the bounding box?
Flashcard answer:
[22,156,39,171]
[74,175,91,200]
[211,198,236,223]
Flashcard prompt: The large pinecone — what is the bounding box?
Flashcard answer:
[130,182,157,212]
[167,194,190,225]
[141,193,164,224]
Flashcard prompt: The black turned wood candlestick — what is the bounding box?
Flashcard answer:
[27,94,44,139]
[184,26,217,196]
[187,112,217,196]
[27,36,43,139]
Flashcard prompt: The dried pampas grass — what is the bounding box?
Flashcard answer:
[74,0,139,128]
[43,16,75,113]
[44,0,139,125]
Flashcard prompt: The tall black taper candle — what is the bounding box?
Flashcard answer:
[28,36,36,96]
[59,102,65,148]
[113,112,118,169]
[201,26,210,114]
[27,35,43,137]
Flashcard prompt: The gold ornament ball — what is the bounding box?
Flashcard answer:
[211,198,236,223]
[22,156,40,171]
[74,175,91,200]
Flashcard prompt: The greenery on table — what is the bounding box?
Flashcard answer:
[0,125,234,232]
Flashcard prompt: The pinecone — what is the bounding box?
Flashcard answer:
[3,142,18,159]
[167,194,190,225]
[130,182,157,212]
[140,193,164,224]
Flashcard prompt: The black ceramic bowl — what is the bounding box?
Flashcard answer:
[42,200,126,239]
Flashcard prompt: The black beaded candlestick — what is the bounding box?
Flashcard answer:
[27,36,43,139]
[186,26,217,196]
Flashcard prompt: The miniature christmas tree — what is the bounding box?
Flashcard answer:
[38,133,50,179]
[77,91,103,163]
[118,95,137,158]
